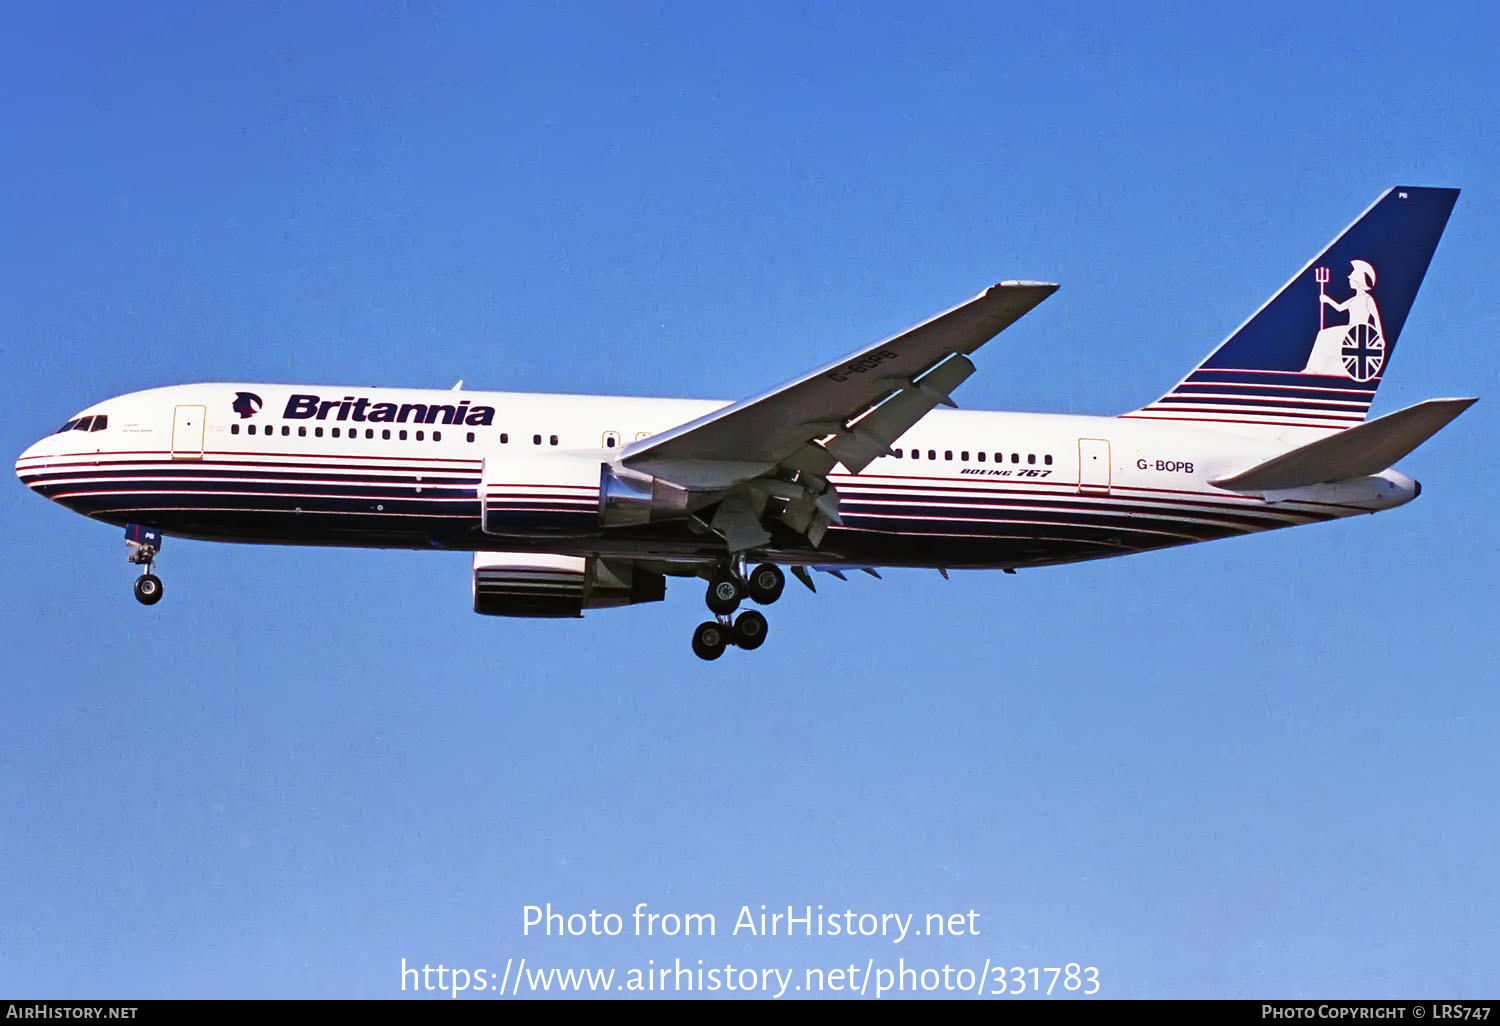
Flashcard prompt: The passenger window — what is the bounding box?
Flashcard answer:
[231,423,240,435]
[603,431,620,449]
[977,452,985,462]
[382,429,391,440]
[533,434,541,445]
[466,431,475,443]
[366,429,374,439]
[1028,453,1036,464]
[331,427,340,438]
[500,433,509,444]
[281,425,289,436]
[314,427,323,438]
[944,450,953,461]
[399,430,408,441]
[961,451,969,461]
[434,431,441,441]
[299,426,307,437]
[1011,453,1020,463]
[911,449,920,460]
[1045,454,1053,465]
[550,434,558,446]
[928,450,936,460]
[893,448,902,458]
[415,430,424,441]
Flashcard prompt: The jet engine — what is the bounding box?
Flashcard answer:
[472,551,666,618]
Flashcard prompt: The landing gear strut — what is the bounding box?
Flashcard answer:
[126,530,164,606]
[691,562,782,659]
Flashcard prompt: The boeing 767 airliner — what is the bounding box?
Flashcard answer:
[16,187,1474,659]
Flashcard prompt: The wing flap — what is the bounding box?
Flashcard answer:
[1210,397,1476,492]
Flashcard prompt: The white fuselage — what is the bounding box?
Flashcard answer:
[16,382,1418,572]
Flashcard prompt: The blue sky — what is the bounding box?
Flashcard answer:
[3,1,1497,999]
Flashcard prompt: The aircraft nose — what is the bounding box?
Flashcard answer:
[16,437,49,492]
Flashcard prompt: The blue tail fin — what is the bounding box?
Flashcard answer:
[1128,186,1459,431]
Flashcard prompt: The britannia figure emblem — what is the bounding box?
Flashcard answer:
[1302,259,1385,381]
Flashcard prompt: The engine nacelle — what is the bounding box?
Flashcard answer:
[597,465,692,527]
[472,551,666,618]
[480,455,690,536]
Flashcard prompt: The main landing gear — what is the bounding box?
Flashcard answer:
[691,562,783,660]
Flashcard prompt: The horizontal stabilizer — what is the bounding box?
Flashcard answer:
[1211,397,1476,491]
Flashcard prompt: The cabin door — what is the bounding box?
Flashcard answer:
[1078,438,1110,495]
[171,405,207,460]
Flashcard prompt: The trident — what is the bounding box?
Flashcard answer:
[1315,266,1330,329]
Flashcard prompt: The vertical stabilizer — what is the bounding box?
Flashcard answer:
[1125,187,1458,431]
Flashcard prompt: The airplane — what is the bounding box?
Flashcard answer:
[15,186,1475,660]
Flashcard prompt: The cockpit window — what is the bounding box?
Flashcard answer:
[90,415,108,431]
[56,419,80,434]
[72,417,94,431]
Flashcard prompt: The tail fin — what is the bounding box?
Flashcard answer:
[1127,186,1459,431]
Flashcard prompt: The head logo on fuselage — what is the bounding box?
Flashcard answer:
[231,392,263,419]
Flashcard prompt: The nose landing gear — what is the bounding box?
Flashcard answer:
[125,524,164,606]
[133,572,164,606]
[690,562,783,659]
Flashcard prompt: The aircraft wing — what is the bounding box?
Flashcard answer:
[620,281,1058,482]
